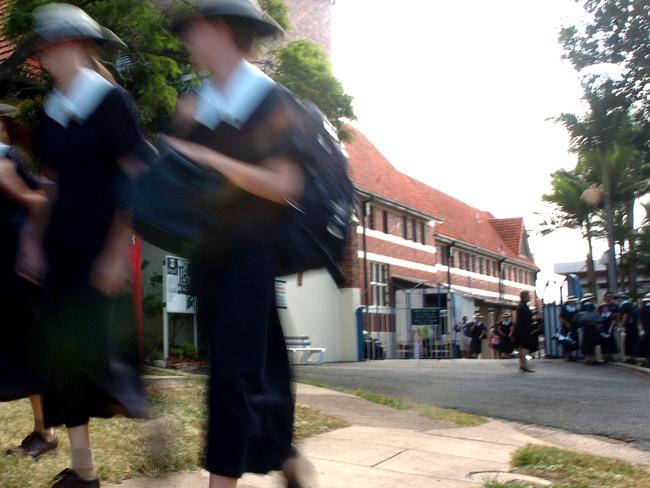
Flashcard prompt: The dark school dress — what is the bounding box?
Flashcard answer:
[37,85,146,428]
[513,303,534,350]
[637,303,650,359]
[470,322,485,355]
[598,305,618,355]
[577,310,601,357]
[560,304,579,353]
[496,321,514,354]
[619,301,639,357]
[0,147,43,402]
[181,84,303,478]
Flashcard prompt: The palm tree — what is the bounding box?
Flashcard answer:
[542,169,599,296]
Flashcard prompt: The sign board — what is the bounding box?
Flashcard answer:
[164,256,196,314]
[275,279,288,309]
[411,307,441,326]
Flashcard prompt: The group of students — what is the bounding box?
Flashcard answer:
[558,291,650,366]
[0,2,313,488]
[455,291,541,372]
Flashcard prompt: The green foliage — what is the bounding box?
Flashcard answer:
[169,343,199,360]
[3,0,354,139]
[560,0,650,120]
[270,40,356,141]
[4,0,190,132]
[259,0,291,31]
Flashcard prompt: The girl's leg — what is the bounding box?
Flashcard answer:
[209,474,237,488]
[29,395,56,441]
[68,424,97,481]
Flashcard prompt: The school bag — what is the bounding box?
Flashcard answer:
[131,88,354,285]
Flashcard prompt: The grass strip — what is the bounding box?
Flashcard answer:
[0,379,347,488]
[484,444,650,488]
[298,377,487,427]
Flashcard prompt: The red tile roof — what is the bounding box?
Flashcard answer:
[345,128,536,267]
[0,1,15,64]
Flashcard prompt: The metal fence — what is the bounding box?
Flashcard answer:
[358,306,456,360]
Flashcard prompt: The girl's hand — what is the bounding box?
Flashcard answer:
[15,225,46,286]
[91,250,130,296]
[160,135,215,169]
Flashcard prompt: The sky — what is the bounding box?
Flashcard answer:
[330,0,602,299]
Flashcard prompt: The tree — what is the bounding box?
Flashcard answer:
[559,0,650,120]
[2,0,355,137]
[542,169,599,296]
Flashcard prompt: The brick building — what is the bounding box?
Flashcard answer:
[280,129,539,361]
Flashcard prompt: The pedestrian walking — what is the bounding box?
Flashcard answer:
[576,297,601,365]
[164,1,315,486]
[469,314,486,359]
[496,311,514,359]
[512,291,535,372]
[616,293,639,363]
[597,292,618,362]
[488,321,500,359]
[12,4,147,486]
[637,293,650,367]
[528,307,543,357]
[559,295,579,361]
[455,316,472,359]
[0,108,59,459]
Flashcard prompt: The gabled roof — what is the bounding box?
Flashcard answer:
[345,128,537,267]
[0,1,14,64]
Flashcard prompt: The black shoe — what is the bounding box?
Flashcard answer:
[7,431,59,459]
[520,367,535,373]
[282,446,316,488]
[50,469,99,488]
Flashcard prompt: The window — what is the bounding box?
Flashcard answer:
[382,210,389,233]
[402,216,408,239]
[371,262,389,306]
[412,219,417,242]
[420,222,426,245]
[440,245,449,266]
[479,257,484,275]
[368,205,375,230]
[458,252,464,270]
[470,255,476,273]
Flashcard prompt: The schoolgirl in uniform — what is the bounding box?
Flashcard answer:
[165,1,313,486]
[15,4,146,487]
[496,311,514,359]
[512,291,535,372]
[0,108,59,458]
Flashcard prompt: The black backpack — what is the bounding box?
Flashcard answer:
[276,93,354,284]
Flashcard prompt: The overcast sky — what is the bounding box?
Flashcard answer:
[330,0,602,298]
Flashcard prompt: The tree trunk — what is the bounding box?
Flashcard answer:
[585,220,598,297]
[625,199,638,298]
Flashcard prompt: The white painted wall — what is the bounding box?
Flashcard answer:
[279,269,360,362]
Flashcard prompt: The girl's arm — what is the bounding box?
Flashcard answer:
[162,135,305,205]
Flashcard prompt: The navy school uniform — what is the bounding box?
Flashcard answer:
[513,303,535,350]
[176,60,300,478]
[0,145,44,402]
[559,303,579,353]
[36,68,146,428]
[496,320,514,354]
[597,304,618,355]
[618,300,639,357]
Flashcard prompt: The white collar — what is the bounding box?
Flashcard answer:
[44,68,114,128]
[194,60,275,130]
[0,142,9,156]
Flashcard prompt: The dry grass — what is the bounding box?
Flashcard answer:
[0,379,346,488]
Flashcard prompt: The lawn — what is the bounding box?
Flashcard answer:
[0,379,348,488]
[485,445,650,488]
[298,377,487,427]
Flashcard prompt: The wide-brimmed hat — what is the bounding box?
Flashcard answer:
[582,293,596,302]
[170,0,283,38]
[566,295,578,302]
[642,293,650,302]
[501,311,512,318]
[0,104,17,116]
[14,3,125,60]
[614,292,629,299]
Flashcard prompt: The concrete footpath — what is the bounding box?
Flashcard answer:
[108,383,650,488]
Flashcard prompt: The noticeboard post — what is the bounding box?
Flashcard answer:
[162,256,198,359]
